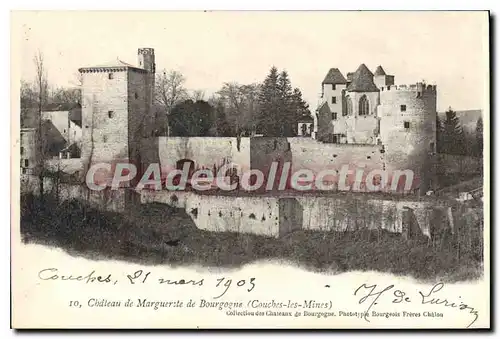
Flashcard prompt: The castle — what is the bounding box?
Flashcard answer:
[19,47,485,239]
[71,48,436,196]
[314,64,436,149]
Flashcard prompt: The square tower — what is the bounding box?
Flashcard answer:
[78,52,155,169]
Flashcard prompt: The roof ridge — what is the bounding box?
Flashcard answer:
[374,65,386,76]
[322,68,347,85]
[347,64,379,92]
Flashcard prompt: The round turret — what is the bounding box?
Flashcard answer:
[378,83,437,193]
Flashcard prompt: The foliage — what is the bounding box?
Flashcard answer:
[257,67,312,136]
[154,70,189,135]
[475,117,483,157]
[21,193,483,281]
[169,99,214,137]
[215,82,260,136]
[440,107,467,155]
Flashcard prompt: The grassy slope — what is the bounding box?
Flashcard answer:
[20,194,483,282]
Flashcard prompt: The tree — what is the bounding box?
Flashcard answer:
[33,50,49,200]
[20,80,37,127]
[441,107,466,155]
[216,82,260,136]
[257,66,280,136]
[214,102,232,137]
[290,87,312,135]
[190,89,206,101]
[257,67,311,136]
[51,87,81,106]
[169,99,214,137]
[155,70,189,136]
[276,70,293,136]
[435,114,443,153]
[475,117,483,157]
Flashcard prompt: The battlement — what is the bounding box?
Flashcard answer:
[138,48,155,55]
[380,83,436,93]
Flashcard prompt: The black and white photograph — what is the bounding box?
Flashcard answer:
[11,10,490,329]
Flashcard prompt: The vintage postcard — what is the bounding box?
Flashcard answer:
[11,11,490,329]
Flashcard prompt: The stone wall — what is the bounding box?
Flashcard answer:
[140,190,301,238]
[249,138,292,191]
[296,195,439,237]
[20,174,128,212]
[139,189,453,240]
[287,138,387,191]
[157,137,251,178]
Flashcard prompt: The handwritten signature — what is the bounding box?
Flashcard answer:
[354,283,479,328]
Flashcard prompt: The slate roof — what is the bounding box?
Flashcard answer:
[374,65,387,76]
[79,58,146,72]
[347,64,379,92]
[317,101,331,114]
[322,68,347,85]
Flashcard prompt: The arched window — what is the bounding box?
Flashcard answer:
[359,95,369,116]
[345,97,353,116]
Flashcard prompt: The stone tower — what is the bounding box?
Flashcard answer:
[78,48,155,171]
[378,82,437,194]
[137,48,156,129]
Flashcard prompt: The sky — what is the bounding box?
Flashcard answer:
[13,11,489,112]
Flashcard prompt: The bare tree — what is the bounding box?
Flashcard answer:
[20,80,37,127]
[155,70,189,136]
[51,87,81,106]
[217,82,260,135]
[69,72,83,88]
[190,89,206,101]
[33,50,48,200]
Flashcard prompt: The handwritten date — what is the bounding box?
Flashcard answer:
[38,268,255,299]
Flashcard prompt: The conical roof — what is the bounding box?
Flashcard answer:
[322,68,347,85]
[374,65,386,76]
[347,64,379,92]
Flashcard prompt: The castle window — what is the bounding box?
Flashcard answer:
[404,121,410,129]
[359,95,369,116]
[108,111,114,118]
[332,112,337,121]
[332,97,337,104]
[400,105,407,112]
[108,73,114,80]
[332,84,336,90]
[345,97,353,116]
[135,93,139,99]
[300,123,307,136]
[20,147,24,155]
[24,159,29,167]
